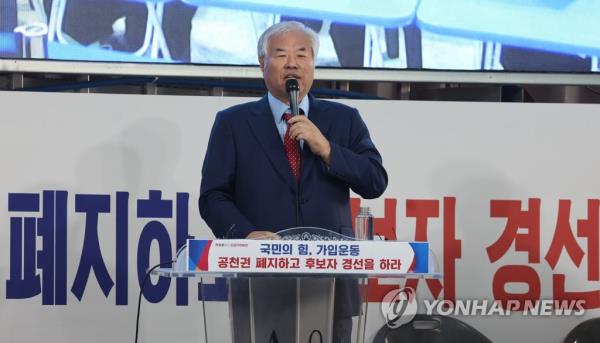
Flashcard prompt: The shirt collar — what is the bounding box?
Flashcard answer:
[268,92,310,122]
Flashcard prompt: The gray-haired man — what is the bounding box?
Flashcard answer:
[199,21,388,342]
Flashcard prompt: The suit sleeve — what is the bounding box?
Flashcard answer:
[198,112,255,238]
[327,108,388,199]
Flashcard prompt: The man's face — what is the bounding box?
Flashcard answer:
[260,30,315,104]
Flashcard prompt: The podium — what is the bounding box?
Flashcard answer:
[153,227,440,343]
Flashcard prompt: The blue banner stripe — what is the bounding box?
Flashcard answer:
[409,242,429,273]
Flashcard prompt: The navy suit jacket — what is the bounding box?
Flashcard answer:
[198,94,387,318]
[199,94,387,239]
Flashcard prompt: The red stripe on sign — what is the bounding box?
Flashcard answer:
[408,257,416,273]
[196,240,213,271]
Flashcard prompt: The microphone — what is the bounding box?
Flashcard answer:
[285,78,300,116]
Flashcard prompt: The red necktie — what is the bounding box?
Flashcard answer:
[282,112,301,182]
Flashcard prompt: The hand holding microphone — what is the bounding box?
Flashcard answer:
[284,78,331,165]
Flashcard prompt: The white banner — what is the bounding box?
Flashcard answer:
[186,239,428,275]
[0,91,598,343]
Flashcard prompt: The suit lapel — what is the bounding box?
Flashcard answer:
[247,95,297,191]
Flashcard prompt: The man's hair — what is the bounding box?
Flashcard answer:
[257,21,320,60]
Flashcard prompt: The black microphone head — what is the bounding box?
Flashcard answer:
[285,78,300,93]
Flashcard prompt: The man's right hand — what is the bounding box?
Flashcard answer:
[246,231,280,240]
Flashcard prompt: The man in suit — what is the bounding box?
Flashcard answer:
[199,21,387,342]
